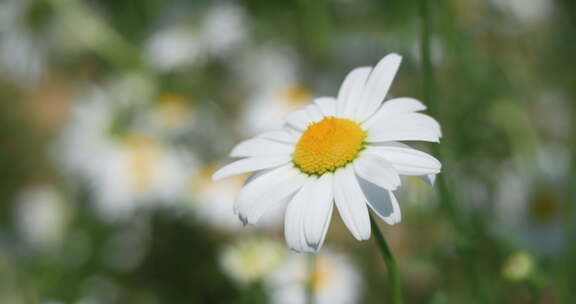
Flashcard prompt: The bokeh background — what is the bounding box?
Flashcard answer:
[1,0,575,303]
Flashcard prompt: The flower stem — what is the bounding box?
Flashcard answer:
[370,214,403,304]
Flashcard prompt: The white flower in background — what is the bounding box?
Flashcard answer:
[58,88,195,221]
[137,93,196,137]
[190,166,248,231]
[495,146,569,256]
[144,2,247,71]
[200,2,248,57]
[107,72,158,108]
[0,0,53,87]
[213,54,441,252]
[489,0,551,26]
[14,185,69,251]
[220,238,287,285]
[144,26,201,71]
[266,250,361,304]
[239,46,312,134]
[189,165,284,232]
[88,133,193,220]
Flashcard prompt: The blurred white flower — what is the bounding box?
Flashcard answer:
[144,2,248,71]
[84,133,193,220]
[495,146,570,255]
[489,0,551,25]
[238,46,312,134]
[266,250,361,304]
[109,72,157,106]
[137,93,197,137]
[200,3,249,57]
[189,165,284,232]
[144,26,202,71]
[14,185,69,251]
[58,87,196,221]
[0,0,53,87]
[220,238,287,285]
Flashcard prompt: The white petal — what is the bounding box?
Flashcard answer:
[355,54,402,121]
[284,181,316,252]
[369,142,438,187]
[285,108,313,131]
[314,97,336,117]
[230,138,294,158]
[363,97,427,129]
[235,165,307,224]
[336,67,371,118]
[333,166,371,240]
[305,104,324,122]
[212,156,291,181]
[366,113,442,143]
[256,130,298,143]
[358,178,401,225]
[354,153,401,190]
[303,173,334,251]
[368,146,441,176]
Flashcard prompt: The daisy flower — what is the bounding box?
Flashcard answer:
[265,249,361,304]
[58,88,195,221]
[220,237,287,285]
[495,146,569,256]
[14,185,70,252]
[238,46,312,135]
[213,54,442,252]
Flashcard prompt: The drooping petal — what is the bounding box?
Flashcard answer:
[303,173,334,251]
[422,174,436,186]
[314,97,337,117]
[367,145,441,176]
[357,177,401,225]
[284,181,316,252]
[256,130,298,143]
[366,112,442,143]
[354,153,401,190]
[230,137,294,158]
[336,67,371,118]
[363,97,427,129]
[355,54,402,122]
[333,166,371,240]
[235,165,307,224]
[212,156,291,181]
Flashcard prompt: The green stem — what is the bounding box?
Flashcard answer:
[370,214,403,304]
[419,0,461,230]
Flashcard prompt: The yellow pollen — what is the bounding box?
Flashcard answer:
[293,117,365,175]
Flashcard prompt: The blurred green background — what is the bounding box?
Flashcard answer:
[0,0,575,303]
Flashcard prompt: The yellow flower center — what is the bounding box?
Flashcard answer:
[293,117,365,175]
[124,134,160,193]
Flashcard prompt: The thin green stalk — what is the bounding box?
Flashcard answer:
[419,0,461,231]
[419,1,491,302]
[370,214,402,304]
